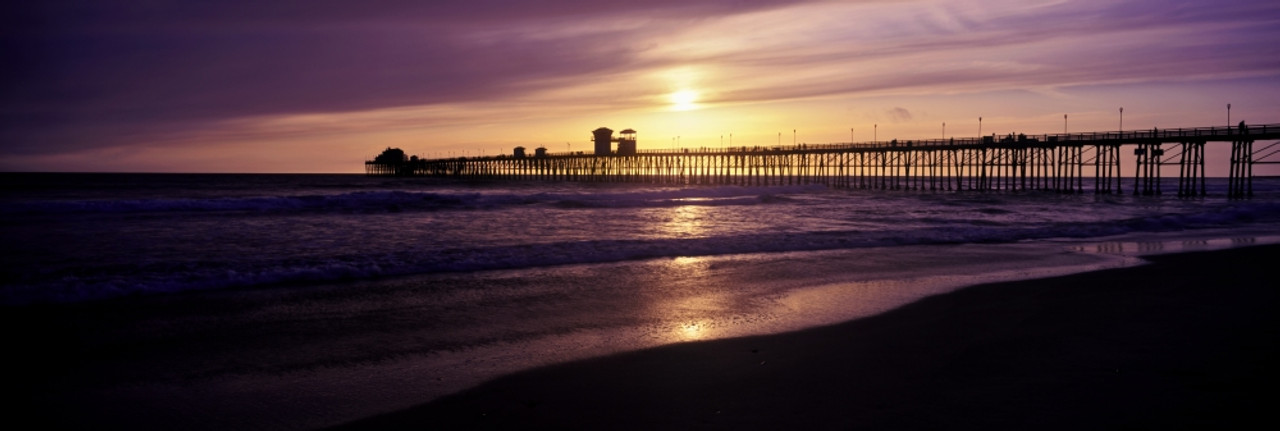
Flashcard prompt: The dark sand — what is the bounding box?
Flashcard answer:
[333,245,1280,430]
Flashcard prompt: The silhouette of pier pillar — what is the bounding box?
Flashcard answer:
[1133,142,1163,196]
[1177,141,1206,197]
[1229,122,1254,199]
[1093,144,1121,194]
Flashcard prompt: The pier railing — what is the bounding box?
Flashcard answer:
[368,123,1279,198]
[538,123,1279,157]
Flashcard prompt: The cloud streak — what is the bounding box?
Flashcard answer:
[656,0,1280,104]
[2,0,1279,169]
[3,1,808,150]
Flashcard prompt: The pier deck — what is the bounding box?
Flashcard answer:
[368,123,1280,198]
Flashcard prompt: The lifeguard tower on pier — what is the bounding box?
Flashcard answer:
[617,129,637,155]
[591,127,638,156]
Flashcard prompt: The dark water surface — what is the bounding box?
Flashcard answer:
[5,173,1280,429]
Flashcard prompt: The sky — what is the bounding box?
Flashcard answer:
[3,0,1280,174]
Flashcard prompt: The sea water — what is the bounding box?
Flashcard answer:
[5,173,1279,305]
[5,173,1280,429]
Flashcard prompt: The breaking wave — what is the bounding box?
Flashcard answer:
[2,185,825,216]
[6,199,1280,306]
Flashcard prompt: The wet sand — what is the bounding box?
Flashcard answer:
[9,242,1128,431]
[334,244,1280,430]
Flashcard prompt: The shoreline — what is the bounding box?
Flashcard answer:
[8,241,1279,430]
[333,244,1280,430]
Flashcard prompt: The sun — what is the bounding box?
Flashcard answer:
[669,90,700,111]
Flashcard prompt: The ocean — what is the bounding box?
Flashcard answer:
[6,173,1280,305]
[5,172,1280,429]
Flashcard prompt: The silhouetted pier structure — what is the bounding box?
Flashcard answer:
[368,123,1280,198]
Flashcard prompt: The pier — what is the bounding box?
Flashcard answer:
[368,123,1280,198]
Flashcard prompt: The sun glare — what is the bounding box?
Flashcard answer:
[670,90,700,111]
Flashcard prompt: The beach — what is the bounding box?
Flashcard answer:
[10,0,1280,428]
[333,244,1280,430]
[7,243,1276,430]
[4,174,1280,429]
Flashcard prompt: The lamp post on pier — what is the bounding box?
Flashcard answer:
[1064,114,1068,135]
[942,122,946,139]
[1119,107,1124,133]
[1227,103,1232,128]
[979,117,982,138]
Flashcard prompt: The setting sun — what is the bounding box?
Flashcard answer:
[669,90,700,111]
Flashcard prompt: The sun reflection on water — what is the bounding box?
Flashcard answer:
[658,204,711,238]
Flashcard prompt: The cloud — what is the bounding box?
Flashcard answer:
[3,0,1279,167]
[1,1,808,154]
[2,1,810,115]
[655,0,1280,107]
[886,107,913,122]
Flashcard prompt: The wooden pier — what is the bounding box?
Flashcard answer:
[368,123,1280,198]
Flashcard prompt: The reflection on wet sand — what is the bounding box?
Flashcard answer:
[677,320,709,341]
[647,255,730,343]
[25,242,1154,430]
[1073,236,1268,256]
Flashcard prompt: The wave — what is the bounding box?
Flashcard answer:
[7,199,1279,306]
[1,184,827,216]
[6,176,1279,306]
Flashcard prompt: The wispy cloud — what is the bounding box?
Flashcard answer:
[648,0,1280,105]
[2,0,1278,170]
[886,107,913,122]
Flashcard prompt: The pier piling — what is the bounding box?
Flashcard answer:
[369,123,1280,198]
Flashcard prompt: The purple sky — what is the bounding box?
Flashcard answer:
[3,0,1279,173]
